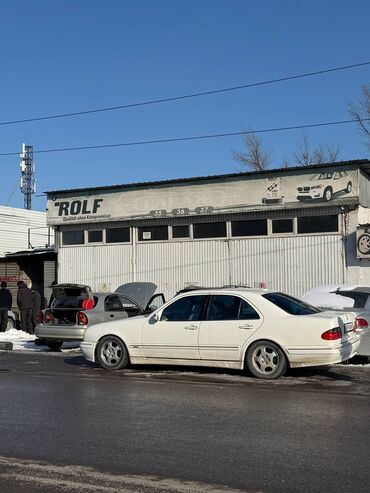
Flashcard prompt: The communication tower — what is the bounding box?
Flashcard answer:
[20,143,36,210]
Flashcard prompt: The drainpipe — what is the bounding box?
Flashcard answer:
[131,227,137,282]
[341,207,350,284]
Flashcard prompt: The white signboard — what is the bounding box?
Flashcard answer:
[47,168,359,225]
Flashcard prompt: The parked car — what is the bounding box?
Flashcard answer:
[301,285,370,361]
[6,310,17,331]
[35,282,165,350]
[296,170,352,202]
[80,287,360,379]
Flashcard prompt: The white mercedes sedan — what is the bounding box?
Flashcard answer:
[81,288,360,379]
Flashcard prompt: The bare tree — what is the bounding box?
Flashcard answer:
[294,135,340,166]
[232,133,271,171]
[349,84,370,151]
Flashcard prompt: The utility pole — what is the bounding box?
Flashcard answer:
[20,143,36,210]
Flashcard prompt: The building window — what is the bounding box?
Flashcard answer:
[193,222,226,239]
[62,230,85,245]
[106,227,130,243]
[297,215,338,234]
[138,225,168,241]
[172,225,190,239]
[88,230,103,243]
[272,219,293,234]
[232,219,267,237]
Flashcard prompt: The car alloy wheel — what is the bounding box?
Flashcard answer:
[97,335,128,370]
[323,187,332,201]
[246,340,287,379]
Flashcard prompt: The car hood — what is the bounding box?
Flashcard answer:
[114,282,157,312]
[298,180,323,188]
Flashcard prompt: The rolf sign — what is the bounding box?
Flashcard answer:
[48,197,111,224]
[54,198,103,216]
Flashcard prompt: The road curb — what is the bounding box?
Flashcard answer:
[0,341,13,351]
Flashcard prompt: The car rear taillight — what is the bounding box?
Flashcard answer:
[78,312,88,325]
[321,327,342,340]
[44,312,55,324]
[37,310,43,324]
[355,318,368,331]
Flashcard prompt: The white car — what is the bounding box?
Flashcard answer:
[81,288,360,379]
[296,170,352,202]
[302,285,370,360]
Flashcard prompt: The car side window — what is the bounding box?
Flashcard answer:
[118,296,140,316]
[207,295,240,321]
[105,295,124,312]
[161,295,206,321]
[263,292,321,315]
[206,295,260,321]
[239,299,260,320]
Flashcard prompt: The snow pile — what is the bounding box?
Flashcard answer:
[0,329,80,352]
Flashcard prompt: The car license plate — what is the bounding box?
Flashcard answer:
[344,322,354,333]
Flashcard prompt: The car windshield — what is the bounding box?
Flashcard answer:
[263,292,321,315]
[311,172,333,181]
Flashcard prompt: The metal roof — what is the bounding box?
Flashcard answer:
[46,159,370,196]
[4,247,56,258]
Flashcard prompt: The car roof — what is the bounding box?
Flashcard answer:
[176,287,273,296]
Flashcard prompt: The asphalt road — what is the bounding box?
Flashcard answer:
[0,351,369,493]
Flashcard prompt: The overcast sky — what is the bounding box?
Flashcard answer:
[1,0,370,211]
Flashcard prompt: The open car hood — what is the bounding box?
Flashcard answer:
[115,282,158,312]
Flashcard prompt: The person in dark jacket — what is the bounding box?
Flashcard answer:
[0,281,12,332]
[32,288,42,329]
[17,281,34,333]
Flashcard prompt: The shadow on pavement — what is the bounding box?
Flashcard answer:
[62,355,361,383]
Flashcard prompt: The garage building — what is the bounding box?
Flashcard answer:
[46,159,370,299]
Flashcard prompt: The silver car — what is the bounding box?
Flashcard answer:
[301,285,370,361]
[35,282,165,350]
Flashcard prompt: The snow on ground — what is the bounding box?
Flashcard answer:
[0,329,81,352]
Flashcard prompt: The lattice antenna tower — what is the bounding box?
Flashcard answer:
[20,143,36,210]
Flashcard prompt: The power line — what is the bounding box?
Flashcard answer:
[0,61,369,127]
[0,117,369,157]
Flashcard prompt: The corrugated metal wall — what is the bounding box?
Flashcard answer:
[0,206,51,256]
[43,261,56,304]
[136,241,230,298]
[58,235,344,299]
[229,235,344,297]
[58,245,132,293]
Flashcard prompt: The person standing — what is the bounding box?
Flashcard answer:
[17,281,34,334]
[0,281,12,332]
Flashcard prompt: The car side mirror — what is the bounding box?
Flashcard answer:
[149,313,159,324]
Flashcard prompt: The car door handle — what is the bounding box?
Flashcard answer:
[110,314,114,318]
[184,324,198,330]
[239,324,253,329]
